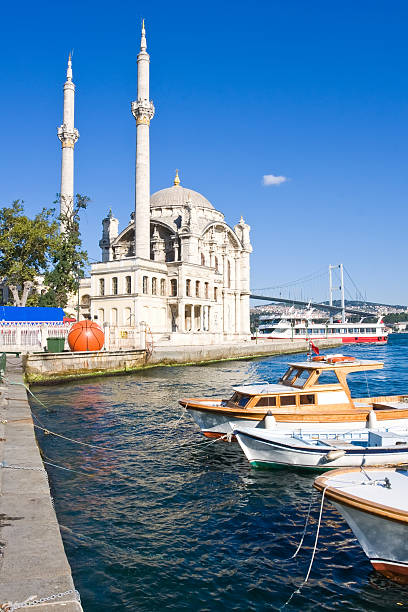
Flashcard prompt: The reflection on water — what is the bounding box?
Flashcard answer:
[32,335,408,611]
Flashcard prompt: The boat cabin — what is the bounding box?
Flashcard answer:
[224,357,384,411]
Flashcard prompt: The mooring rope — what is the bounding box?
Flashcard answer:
[278,492,317,562]
[280,487,328,610]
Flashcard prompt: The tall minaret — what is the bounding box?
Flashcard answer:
[57,54,79,228]
[131,20,155,259]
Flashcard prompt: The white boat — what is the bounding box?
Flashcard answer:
[255,310,388,344]
[314,467,408,583]
[180,356,408,438]
[234,425,408,470]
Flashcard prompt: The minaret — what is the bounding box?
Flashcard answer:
[57,54,79,229]
[131,20,155,259]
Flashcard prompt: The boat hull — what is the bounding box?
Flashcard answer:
[332,501,408,583]
[234,428,408,470]
[185,404,408,438]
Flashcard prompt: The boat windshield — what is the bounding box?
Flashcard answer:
[280,367,311,388]
[315,370,341,385]
[230,392,251,407]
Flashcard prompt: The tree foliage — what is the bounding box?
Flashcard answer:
[383,312,408,324]
[0,201,57,306]
[40,194,89,309]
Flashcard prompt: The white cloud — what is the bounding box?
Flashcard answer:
[262,174,288,186]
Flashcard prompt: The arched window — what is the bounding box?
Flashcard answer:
[160,279,166,296]
[99,279,105,296]
[125,276,132,294]
[81,294,91,307]
[111,308,118,325]
[204,283,209,299]
[152,277,157,295]
[186,279,191,297]
[195,280,200,297]
[112,277,118,295]
[215,256,219,273]
[124,307,132,325]
[142,276,148,294]
[170,279,178,296]
[214,287,218,301]
[97,308,104,322]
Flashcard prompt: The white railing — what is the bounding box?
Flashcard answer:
[0,323,71,352]
[0,322,147,353]
[103,325,145,351]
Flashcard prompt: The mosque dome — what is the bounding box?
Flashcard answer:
[150,171,214,210]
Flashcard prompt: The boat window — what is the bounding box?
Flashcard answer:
[315,370,340,385]
[300,394,315,405]
[230,392,251,407]
[280,395,296,406]
[281,367,311,388]
[280,367,294,383]
[237,394,251,407]
[281,367,299,385]
[291,369,311,388]
[255,396,277,407]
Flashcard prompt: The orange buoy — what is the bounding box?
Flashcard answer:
[68,320,104,352]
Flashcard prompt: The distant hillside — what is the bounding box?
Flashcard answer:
[322,299,407,310]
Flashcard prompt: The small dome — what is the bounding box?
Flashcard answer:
[150,185,214,210]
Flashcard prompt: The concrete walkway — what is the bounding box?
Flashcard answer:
[0,356,82,611]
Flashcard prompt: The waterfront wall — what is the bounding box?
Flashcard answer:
[0,356,82,610]
[24,348,146,384]
[148,338,342,365]
[24,339,341,384]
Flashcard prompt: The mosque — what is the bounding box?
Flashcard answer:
[61,22,252,345]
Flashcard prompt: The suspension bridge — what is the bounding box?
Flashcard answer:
[250,264,395,318]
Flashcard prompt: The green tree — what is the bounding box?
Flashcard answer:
[0,201,57,306]
[40,194,89,309]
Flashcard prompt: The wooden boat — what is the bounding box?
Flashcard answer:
[179,355,408,438]
[234,425,408,470]
[314,467,408,583]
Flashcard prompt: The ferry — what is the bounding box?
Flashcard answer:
[255,310,388,344]
[179,355,408,438]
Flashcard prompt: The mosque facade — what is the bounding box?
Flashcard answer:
[65,23,252,344]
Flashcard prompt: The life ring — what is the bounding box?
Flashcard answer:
[327,356,356,364]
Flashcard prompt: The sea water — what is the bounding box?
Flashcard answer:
[32,334,408,611]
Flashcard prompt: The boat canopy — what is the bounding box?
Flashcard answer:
[231,358,384,396]
[287,358,384,372]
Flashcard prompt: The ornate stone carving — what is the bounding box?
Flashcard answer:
[131,99,155,126]
[57,124,79,146]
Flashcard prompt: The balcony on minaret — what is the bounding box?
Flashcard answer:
[99,210,119,262]
[57,123,79,147]
[131,99,155,126]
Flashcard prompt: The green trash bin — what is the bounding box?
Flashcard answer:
[46,337,65,353]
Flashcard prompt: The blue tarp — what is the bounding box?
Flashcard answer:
[0,306,64,323]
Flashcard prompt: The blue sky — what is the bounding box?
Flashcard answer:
[1,0,407,305]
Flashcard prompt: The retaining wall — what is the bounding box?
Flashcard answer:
[24,339,342,384]
[148,338,342,366]
[24,348,146,384]
[0,356,82,610]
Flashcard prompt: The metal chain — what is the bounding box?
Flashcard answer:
[1,588,81,611]
[0,462,45,472]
